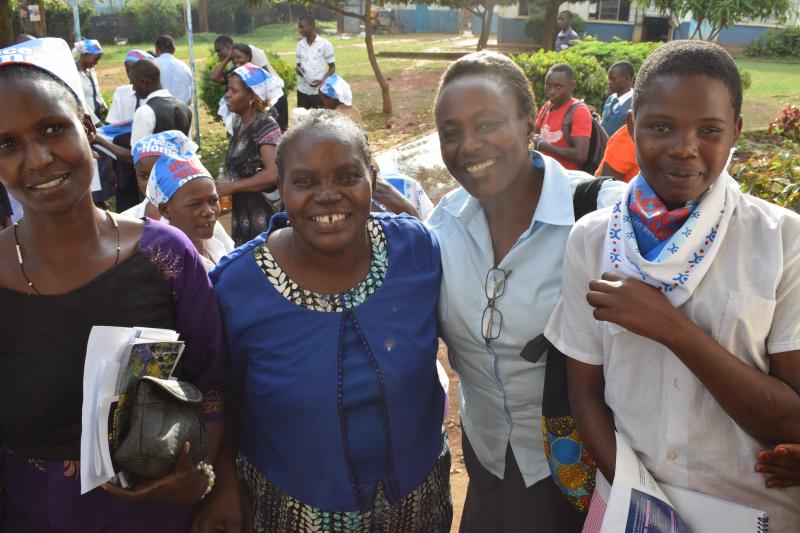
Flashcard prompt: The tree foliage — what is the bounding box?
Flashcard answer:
[646,0,795,41]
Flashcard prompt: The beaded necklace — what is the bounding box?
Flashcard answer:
[13,210,121,295]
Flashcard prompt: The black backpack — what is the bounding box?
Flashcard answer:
[539,177,610,513]
[561,101,609,176]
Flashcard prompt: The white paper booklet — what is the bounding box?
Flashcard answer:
[583,432,768,533]
[79,326,184,494]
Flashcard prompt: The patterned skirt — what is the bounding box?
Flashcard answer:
[236,437,453,533]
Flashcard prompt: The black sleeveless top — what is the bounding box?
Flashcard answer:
[0,253,174,459]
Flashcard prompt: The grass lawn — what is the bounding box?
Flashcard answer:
[737,57,800,130]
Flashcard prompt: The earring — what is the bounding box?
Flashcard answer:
[249,100,254,107]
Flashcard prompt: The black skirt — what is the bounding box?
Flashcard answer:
[459,430,585,533]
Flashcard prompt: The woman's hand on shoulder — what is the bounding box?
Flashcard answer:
[586,272,684,344]
[756,443,800,488]
[101,442,209,504]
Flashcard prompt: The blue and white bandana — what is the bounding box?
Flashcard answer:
[231,63,283,104]
[124,49,154,63]
[132,130,198,165]
[146,154,212,206]
[603,171,739,307]
[73,38,103,57]
[0,37,87,111]
[320,74,353,106]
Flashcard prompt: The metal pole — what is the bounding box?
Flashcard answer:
[72,0,81,41]
[185,0,201,148]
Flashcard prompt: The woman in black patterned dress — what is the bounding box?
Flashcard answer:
[215,64,283,246]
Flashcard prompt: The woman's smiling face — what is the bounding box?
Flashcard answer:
[279,128,374,254]
[0,73,95,216]
[435,75,533,200]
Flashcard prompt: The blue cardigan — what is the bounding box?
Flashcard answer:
[211,212,444,511]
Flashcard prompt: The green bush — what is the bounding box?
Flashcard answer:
[198,47,297,121]
[514,49,608,109]
[198,48,228,120]
[731,140,800,212]
[127,0,185,43]
[745,27,800,58]
[567,37,659,72]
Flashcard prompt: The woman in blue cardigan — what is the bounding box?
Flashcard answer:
[196,110,451,533]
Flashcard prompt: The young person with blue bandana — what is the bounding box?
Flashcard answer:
[144,153,230,271]
[319,73,363,126]
[546,40,800,532]
[122,130,234,258]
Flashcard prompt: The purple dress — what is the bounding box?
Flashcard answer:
[0,218,228,533]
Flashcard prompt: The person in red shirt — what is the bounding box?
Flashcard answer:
[533,63,592,170]
[595,123,639,182]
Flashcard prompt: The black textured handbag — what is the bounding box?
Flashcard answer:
[113,376,208,480]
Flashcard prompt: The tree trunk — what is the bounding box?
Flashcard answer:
[477,2,494,51]
[35,0,46,36]
[197,0,209,33]
[541,0,561,51]
[0,0,14,47]
[362,0,392,115]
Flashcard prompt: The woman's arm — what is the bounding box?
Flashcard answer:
[567,358,617,482]
[588,272,800,445]
[211,54,233,85]
[215,144,278,196]
[191,401,243,533]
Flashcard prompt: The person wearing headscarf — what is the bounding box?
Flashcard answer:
[145,153,230,271]
[0,37,227,532]
[215,63,283,246]
[319,73,363,126]
[211,42,288,132]
[122,130,234,258]
[73,38,106,126]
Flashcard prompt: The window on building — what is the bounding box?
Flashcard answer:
[597,0,631,21]
[518,2,531,17]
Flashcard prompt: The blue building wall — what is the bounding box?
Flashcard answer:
[496,16,772,47]
[396,6,460,33]
[472,13,499,35]
[718,24,771,46]
[583,21,634,41]
[497,16,531,45]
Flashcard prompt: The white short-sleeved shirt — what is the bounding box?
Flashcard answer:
[427,153,622,487]
[106,84,139,124]
[155,53,193,105]
[130,89,172,146]
[545,194,800,532]
[295,36,334,95]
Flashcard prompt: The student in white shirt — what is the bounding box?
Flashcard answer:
[295,15,335,110]
[106,50,155,124]
[94,60,192,161]
[154,34,193,105]
[545,40,800,532]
